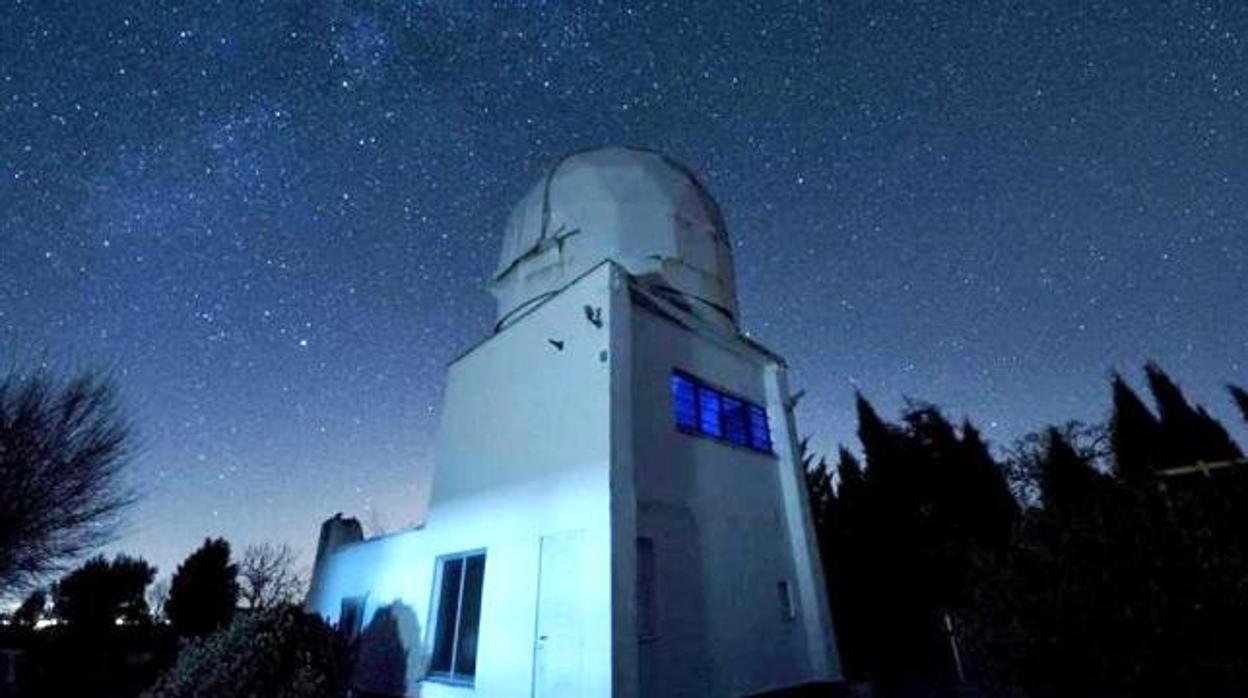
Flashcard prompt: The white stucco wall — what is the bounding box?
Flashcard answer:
[310,264,622,697]
[626,291,841,696]
[309,262,839,697]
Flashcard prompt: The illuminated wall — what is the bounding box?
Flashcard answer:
[308,261,839,696]
[626,284,839,695]
[308,146,840,696]
[309,263,618,697]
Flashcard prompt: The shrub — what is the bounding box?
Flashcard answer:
[143,603,346,698]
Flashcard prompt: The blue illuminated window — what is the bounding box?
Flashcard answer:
[722,396,748,446]
[748,405,772,452]
[698,387,723,438]
[670,373,698,430]
[670,370,773,454]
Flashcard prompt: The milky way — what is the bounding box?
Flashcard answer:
[3,2,1245,578]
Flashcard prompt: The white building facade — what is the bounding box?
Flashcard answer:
[307,147,841,697]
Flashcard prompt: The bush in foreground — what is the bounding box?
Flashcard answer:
[143,603,346,698]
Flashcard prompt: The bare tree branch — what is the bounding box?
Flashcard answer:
[0,369,139,594]
[148,576,170,622]
[238,542,306,610]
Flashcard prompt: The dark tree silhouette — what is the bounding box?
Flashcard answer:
[53,554,156,630]
[810,395,1015,685]
[826,447,871,680]
[900,404,1017,682]
[854,393,909,491]
[1228,384,1248,430]
[166,538,238,638]
[962,426,1146,694]
[852,393,931,682]
[13,588,46,627]
[808,366,1247,695]
[1110,372,1163,482]
[957,421,1019,552]
[0,370,138,592]
[962,368,1248,696]
[1144,362,1242,467]
[835,446,865,499]
[1037,427,1106,512]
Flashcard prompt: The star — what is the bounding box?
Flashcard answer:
[2,0,1244,579]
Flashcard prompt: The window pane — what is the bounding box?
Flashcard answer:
[454,554,486,677]
[698,386,722,437]
[748,404,772,452]
[670,373,698,430]
[722,397,748,446]
[430,557,463,674]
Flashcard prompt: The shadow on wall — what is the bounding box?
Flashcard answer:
[352,600,423,697]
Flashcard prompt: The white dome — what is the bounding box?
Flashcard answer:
[491,147,738,329]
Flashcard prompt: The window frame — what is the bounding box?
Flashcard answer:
[670,369,775,455]
[425,548,487,686]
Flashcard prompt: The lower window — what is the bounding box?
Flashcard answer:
[637,537,658,641]
[429,551,486,683]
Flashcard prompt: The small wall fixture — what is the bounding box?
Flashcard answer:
[584,305,603,328]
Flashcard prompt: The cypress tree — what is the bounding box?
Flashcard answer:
[852,394,932,682]
[827,446,869,680]
[958,421,1019,552]
[166,538,239,638]
[835,446,865,501]
[1039,427,1103,513]
[1036,428,1148,692]
[1145,362,1242,468]
[855,392,906,485]
[1110,373,1163,483]
[903,404,968,600]
[1228,384,1248,431]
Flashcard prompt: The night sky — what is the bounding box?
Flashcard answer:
[3,2,1245,580]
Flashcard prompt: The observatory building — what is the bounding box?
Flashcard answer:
[307,147,840,696]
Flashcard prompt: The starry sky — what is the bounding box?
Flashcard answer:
[3,1,1246,580]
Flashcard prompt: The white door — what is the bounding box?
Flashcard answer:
[532,529,586,697]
